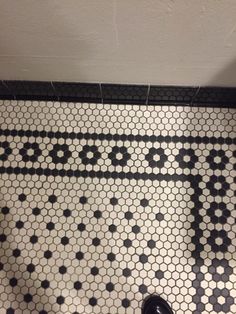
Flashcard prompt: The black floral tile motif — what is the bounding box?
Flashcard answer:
[0,141,12,161]
[0,100,235,314]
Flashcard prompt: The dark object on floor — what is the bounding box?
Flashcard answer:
[142,295,174,314]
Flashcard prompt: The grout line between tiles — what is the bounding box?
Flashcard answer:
[146,85,150,105]
[99,83,103,104]
[191,86,201,106]
[50,81,59,101]
[2,80,16,100]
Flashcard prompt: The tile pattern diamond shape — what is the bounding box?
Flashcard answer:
[0,100,235,314]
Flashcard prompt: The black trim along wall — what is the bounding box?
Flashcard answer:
[0,80,236,108]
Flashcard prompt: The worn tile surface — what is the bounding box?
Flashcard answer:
[0,100,235,314]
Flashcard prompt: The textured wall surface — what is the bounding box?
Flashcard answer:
[1,0,236,86]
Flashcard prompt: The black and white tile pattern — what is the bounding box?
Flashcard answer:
[0,100,235,314]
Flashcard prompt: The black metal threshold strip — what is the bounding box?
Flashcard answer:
[0,80,236,107]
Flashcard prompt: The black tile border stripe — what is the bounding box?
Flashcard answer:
[0,80,236,107]
[0,128,235,145]
[0,166,198,182]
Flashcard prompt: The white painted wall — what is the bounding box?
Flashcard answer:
[1,0,236,86]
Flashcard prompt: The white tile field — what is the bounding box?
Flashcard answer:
[0,100,235,314]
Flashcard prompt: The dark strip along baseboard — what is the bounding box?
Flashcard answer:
[0,80,236,108]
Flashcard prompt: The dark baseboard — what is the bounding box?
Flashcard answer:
[0,80,236,108]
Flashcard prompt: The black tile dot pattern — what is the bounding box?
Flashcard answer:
[0,100,235,314]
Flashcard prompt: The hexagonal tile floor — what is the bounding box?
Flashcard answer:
[0,100,236,314]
